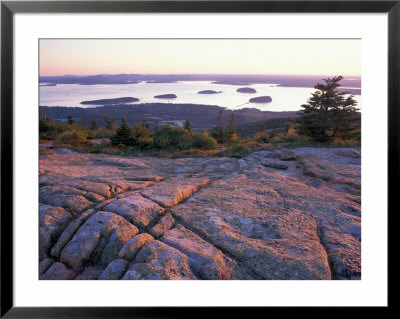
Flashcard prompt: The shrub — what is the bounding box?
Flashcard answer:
[192,133,218,150]
[153,125,192,150]
[253,131,269,143]
[136,137,153,150]
[57,130,88,146]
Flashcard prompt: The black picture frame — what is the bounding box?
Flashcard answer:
[1,0,396,317]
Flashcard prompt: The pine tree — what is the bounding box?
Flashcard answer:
[258,123,267,133]
[90,119,98,131]
[184,120,192,133]
[105,116,112,129]
[105,116,117,130]
[67,115,75,125]
[297,76,359,142]
[81,116,87,128]
[218,110,224,142]
[225,113,237,141]
[110,117,132,146]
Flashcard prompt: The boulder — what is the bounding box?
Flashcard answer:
[261,159,289,169]
[280,148,296,161]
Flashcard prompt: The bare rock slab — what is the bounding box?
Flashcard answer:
[161,224,251,279]
[98,259,130,280]
[40,262,77,280]
[75,266,105,280]
[318,224,361,279]
[150,212,175,238]
[39,204,73,260]
[39,186,93,213]
[103,193,164,228]
[124,240,196,280]
[118,233,154,260]
[171,177,332,280]
[39,258,55,275]
[60,179,113,198]
[93,156,151,168]
[50,209,96,259]
[140,177,211,208]
[60,211,138,270]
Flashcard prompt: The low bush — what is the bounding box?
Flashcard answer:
[57,130,89,146]
[153,125,192,150]
[191,133,218,150]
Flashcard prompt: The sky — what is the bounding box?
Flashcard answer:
[39,39,361,76]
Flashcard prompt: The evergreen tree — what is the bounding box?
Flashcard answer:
[258,123,267,133]
[90,119,98,131]
[39,119,49,133]
[225,113,237,141]
[211,110,225,143]
[218,109,224,142]
[105,116,117,130]
[297,76,359,142]
[132,122,148,142]
[81,116,87,128]
[110,117,132,146]
[184,120,193,133]
[105,116,112,129]
[67,115,75,125]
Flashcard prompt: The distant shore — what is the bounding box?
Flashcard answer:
[39,73,361,92]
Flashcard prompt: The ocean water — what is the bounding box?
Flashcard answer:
[39,81,361,112]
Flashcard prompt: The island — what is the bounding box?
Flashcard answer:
[80,97,139,105]
[237,87,257,93]
[154,94,177,99]
[249,96,272,103]
[197,90,222,94]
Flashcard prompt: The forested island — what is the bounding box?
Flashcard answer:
[197,90,222,94]
[237,87,257,93]
[80,97,139,105]
[154,94,177,99]
[249,96,272,103]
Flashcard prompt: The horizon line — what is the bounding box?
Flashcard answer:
[40,73,362,77]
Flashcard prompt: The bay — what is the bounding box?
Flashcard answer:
[39,81,361,112]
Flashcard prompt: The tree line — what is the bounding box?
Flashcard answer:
[39,76,360,156]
